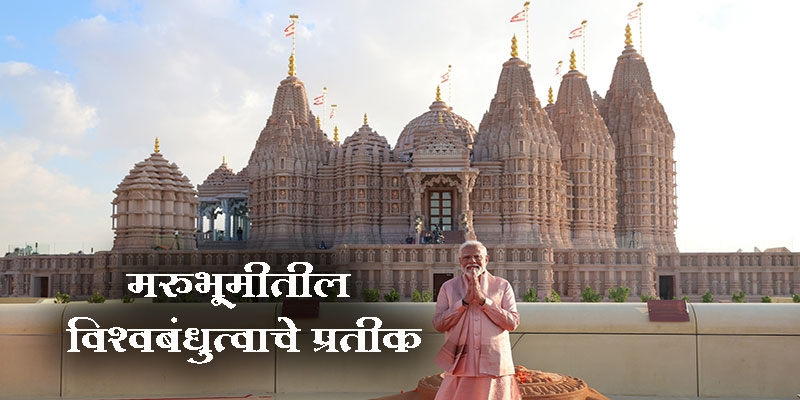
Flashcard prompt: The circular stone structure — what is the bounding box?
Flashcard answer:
[373,366,609,400]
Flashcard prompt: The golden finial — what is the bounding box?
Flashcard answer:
[333,126,339,142]
[363,113,368,125]
[569,49,577,71]
[625,24,633,46]
[154,137,160,153]
[436,85,442,102]
[222,155,226,164]
[548,87,554,104]
[316,116,321,129]
[288,53,296,77]
[511,35,519,58]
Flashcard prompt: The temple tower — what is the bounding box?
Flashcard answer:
[111,138,198,251]
[333,115,392,244]
[551,51,617,248]
[246,55,332,249]
[473,36,569,247]
[596,25,677,252]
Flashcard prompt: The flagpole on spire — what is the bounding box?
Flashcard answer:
[581,20,587,73]
[329,104,338,130]
[321,86,327,130]
[290,14,298,57]
[638,2,644,54]
[285,14,299,76]
[524,1,531,64]
[554,60,563,88]
[447,64,452,104]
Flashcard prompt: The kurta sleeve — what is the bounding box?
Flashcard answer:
[479,280,520,332]
[432,281,468,332]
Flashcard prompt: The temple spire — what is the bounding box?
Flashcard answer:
[625,24,633,46]
[511,35,519,58]
[288,53,296,77]
[569,49,577,71]
[154,137,160,153]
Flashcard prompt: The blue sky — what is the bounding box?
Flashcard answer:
[1,0,798,254]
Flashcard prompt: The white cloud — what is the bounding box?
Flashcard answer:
[0,62,98,143]
[0,138,111,253]
[3,35,22,48]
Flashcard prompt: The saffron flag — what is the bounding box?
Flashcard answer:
[441,71,450,83]
[555,62,562,76]
[510,9,526,23]
[329,108,336,119]
[313,94,325,106]
[284,22,295,37]
[568,26,583,39]
[627,8,639,20]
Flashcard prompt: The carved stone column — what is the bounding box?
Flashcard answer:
[405,171,425,216]
[457,170,479,241]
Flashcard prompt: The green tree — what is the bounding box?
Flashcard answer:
[731,290,746,303]
[362,289,380,302]
[640,293,657,302]
[544,289,561,302]
[384,288,400,302]
[760,295,772,303]
[793,294,800,303]
[581,286,603,302]
[122,292,135,303]
[701,291,714,303]
[522,288,539,302]
[412,289,433,302]
[609,286,631,302]
[55,292,71,304]
[87,292,105,303]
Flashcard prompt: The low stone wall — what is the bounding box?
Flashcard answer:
[0,303,797,399]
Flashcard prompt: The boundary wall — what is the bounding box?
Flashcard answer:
[0,303,797,399]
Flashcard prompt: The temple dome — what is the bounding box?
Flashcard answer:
[197,158,248,198]
[338,118,391,163]
[112,141,198,251]
[394,95,476,159]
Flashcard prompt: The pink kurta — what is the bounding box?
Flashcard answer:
[432,272,521,400]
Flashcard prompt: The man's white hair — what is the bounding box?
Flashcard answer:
[459,240,487,256]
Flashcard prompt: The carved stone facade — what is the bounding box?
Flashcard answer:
[595,27,677,252]
[550,58,617,249]
[3,33,796,302]
[111,143,198,251]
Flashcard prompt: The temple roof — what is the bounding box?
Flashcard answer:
[394,87,476,158]
[552,65,614,158]
[113,148,196,200]
[197,158,248,198]
[474,38,560,161]
[338,117,391,163]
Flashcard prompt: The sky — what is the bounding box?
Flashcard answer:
[1,0,798,255]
